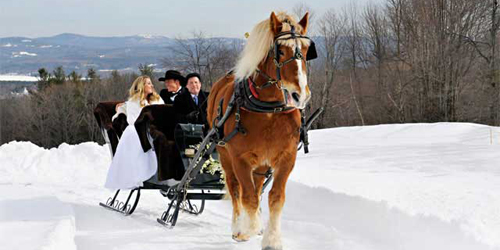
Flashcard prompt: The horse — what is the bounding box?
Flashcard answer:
[207,11,316,250]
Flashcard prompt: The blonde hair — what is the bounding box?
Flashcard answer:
[129,75,160,107]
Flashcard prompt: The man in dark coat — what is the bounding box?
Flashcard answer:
[173,73,209,125]
[159,70,186,105]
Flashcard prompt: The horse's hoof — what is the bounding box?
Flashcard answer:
[262,247,283,250]
[232,233,250,242]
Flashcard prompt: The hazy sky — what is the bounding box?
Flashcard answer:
[1,0,382,38]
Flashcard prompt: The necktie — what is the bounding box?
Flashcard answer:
[193,95,198,105]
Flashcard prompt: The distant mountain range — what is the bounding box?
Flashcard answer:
[0,33,329,78]
[0,33,199,76]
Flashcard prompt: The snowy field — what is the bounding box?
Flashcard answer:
[0,74,38,82]
[1,123,499,250]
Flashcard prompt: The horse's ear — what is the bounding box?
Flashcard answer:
[270,12,282,35]
[298,12,309,35]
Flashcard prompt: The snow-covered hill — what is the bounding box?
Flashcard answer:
[1,123,499,250]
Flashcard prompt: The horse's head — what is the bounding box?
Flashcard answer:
[266,11,317,109]
[234,11,317,110]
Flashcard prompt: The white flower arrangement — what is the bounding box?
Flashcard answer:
[190,143,225,184]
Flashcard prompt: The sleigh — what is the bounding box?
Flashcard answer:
[94,102,273,227]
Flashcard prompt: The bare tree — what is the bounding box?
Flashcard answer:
[342,2,366,125]
[292,3,316,34]
[161,31,236,87]
[315,9,346,128]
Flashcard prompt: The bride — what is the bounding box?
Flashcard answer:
[105,75,164,189]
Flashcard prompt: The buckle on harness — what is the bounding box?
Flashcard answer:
[217,141,226,147]
[273,59,283,68]
[274,107,283,113]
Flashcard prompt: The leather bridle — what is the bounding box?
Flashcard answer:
[253,24,317,107]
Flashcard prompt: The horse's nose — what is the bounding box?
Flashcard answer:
[290,89,310,109]
[292,92,300,103]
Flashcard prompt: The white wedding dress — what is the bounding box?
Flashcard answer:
[105,98,164,190]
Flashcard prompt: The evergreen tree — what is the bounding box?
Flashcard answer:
[68,71,82,83]
[87,68,100,82]
[37,68,50,90]
[138,63,154,78]
[111,70,120,81]
[52,66,66,85]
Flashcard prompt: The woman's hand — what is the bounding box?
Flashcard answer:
[115,103,124,112]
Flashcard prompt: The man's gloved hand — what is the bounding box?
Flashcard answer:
[186,111,199,123]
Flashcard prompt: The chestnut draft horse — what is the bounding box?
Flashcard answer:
[207,11,316,250]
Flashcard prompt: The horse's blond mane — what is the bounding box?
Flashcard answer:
[234,12,305,81]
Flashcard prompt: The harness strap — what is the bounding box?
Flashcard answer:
[212,86,246,147]
[248,78,260,98]
[253,168,273,177]
[217,103,246,146]
[254,69,276,90]
[299,110,309,154]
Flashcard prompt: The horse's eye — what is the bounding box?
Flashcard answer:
[278,50,284,55]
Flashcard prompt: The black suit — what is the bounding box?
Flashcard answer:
[173,89,209,125]
[160,88,184,105]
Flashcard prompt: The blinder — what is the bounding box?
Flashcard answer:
[271,32,318,64]
[306,40,317,61]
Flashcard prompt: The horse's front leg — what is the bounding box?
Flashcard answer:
[262,153,295,250]
[232,155,262,242]
[218,149,242,239]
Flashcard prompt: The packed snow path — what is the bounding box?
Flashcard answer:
[1,123,499,250]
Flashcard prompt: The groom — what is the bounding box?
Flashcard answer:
[158,70,186,105]
[174,72,209,125]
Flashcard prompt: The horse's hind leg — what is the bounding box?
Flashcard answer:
[262,159,294,250]
[253,165,269,196]
[218,149,242,239]
[233,156,262,241]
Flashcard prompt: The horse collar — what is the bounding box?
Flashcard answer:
[235,78,295,114]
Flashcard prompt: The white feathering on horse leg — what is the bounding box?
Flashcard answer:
[232,210,240,237]
[233,207,262,242]
[243,207,262,235]
[262,209,283,250]
[232,199,244,239]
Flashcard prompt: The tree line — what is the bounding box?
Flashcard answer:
[306,0,498,128]
[0,0,498,148]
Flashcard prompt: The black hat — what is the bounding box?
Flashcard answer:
[185,72,202,83]
[159,70,185,85]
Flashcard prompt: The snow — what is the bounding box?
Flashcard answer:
[138,34,153,39]
[19,51,37,56]
[0,123,499,250]
[98,67,134,72]
[138,34,155,39]
[11,51,38,58]
[2,43,17,47]
[0,74,39,82]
